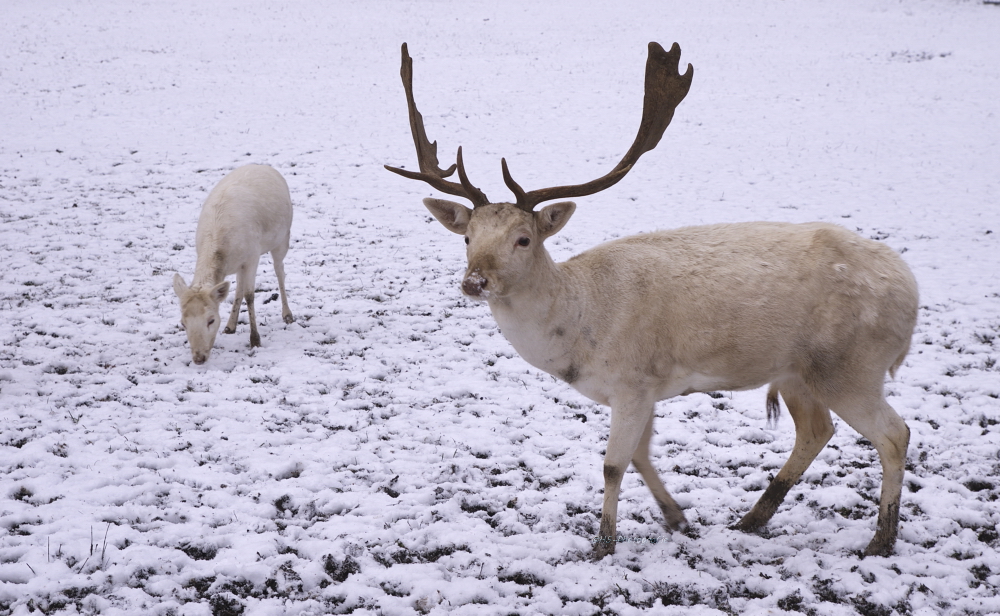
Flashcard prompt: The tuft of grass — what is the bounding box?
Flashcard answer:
[323,555,359,583]
[209,592,245,616]
[178,543,218,561]
[498,571,547,587]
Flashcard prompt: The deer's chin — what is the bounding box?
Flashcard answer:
[461,287,492,302]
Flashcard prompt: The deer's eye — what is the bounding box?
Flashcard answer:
[208,318,216,327]
[464,237,470,245]
[517,237,530,247]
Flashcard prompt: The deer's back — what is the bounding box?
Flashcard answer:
[564,221,918,396]
[195,165,292,273]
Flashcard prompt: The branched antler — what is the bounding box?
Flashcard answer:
[504,42,693,211]
[386,42,693,211]
[384,43,489,207]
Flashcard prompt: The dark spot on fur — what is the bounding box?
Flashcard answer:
[553,327,565,337]
[603,464,623,486]
[560,364,579,384]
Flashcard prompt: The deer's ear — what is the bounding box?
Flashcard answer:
[423,198,472,235]
[173,273,189,298]
[536,201,576,239]
[211,281,231,303]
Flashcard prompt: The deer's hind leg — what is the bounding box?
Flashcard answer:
[271,235,294,324]
[828,385,909,557]
[734,380,834,532]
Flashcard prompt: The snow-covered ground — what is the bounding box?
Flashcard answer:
[2,1,999,614]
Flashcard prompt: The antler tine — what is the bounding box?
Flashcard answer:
[501,158,527,205]
[456,147,489,207]
[384,43,490,207]
[510,42,693,211]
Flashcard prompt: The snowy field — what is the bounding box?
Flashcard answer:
[2,0,1000,614]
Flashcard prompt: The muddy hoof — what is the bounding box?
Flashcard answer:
[661,511,689,533]
[730,510,768,534]
[863,539,894,558]
[592,540,616,560]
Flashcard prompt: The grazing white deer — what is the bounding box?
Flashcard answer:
[173,164,294,365]
[386,43,918,558]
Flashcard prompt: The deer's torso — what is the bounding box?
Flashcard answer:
[488,221,918,406]
[191,165,292,288]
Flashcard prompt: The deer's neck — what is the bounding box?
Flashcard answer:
[191,248,228,290]
[487,252,590,385]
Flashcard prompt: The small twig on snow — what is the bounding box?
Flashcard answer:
[101,522,111,565]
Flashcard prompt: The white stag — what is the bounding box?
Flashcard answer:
[173,164,294,364]
[386,42,918,558]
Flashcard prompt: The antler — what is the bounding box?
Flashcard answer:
[384,43,490,208]
[386,42,693,212]
[503,42,693,211]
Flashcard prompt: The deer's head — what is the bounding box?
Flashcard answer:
[386,42,692,301]
[173,274,229,364]
[419,198,575,299]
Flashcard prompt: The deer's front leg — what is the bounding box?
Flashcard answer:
[631,411,687,533]
[242,260,261,348]
[594,397,655,559]
[224,273,243,335]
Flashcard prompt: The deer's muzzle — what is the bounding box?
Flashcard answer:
[462,271,488,298]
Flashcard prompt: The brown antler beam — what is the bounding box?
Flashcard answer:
[507,42,693,211]
[384,43,490,207]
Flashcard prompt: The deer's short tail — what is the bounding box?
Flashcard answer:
[765,384,781,429]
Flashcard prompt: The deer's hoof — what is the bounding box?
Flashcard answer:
[592,543,616,560]
[591,535,618,560]
[863,538,894,558]
[662,511,688,533]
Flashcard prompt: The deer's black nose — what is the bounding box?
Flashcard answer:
[462,272,487,297]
